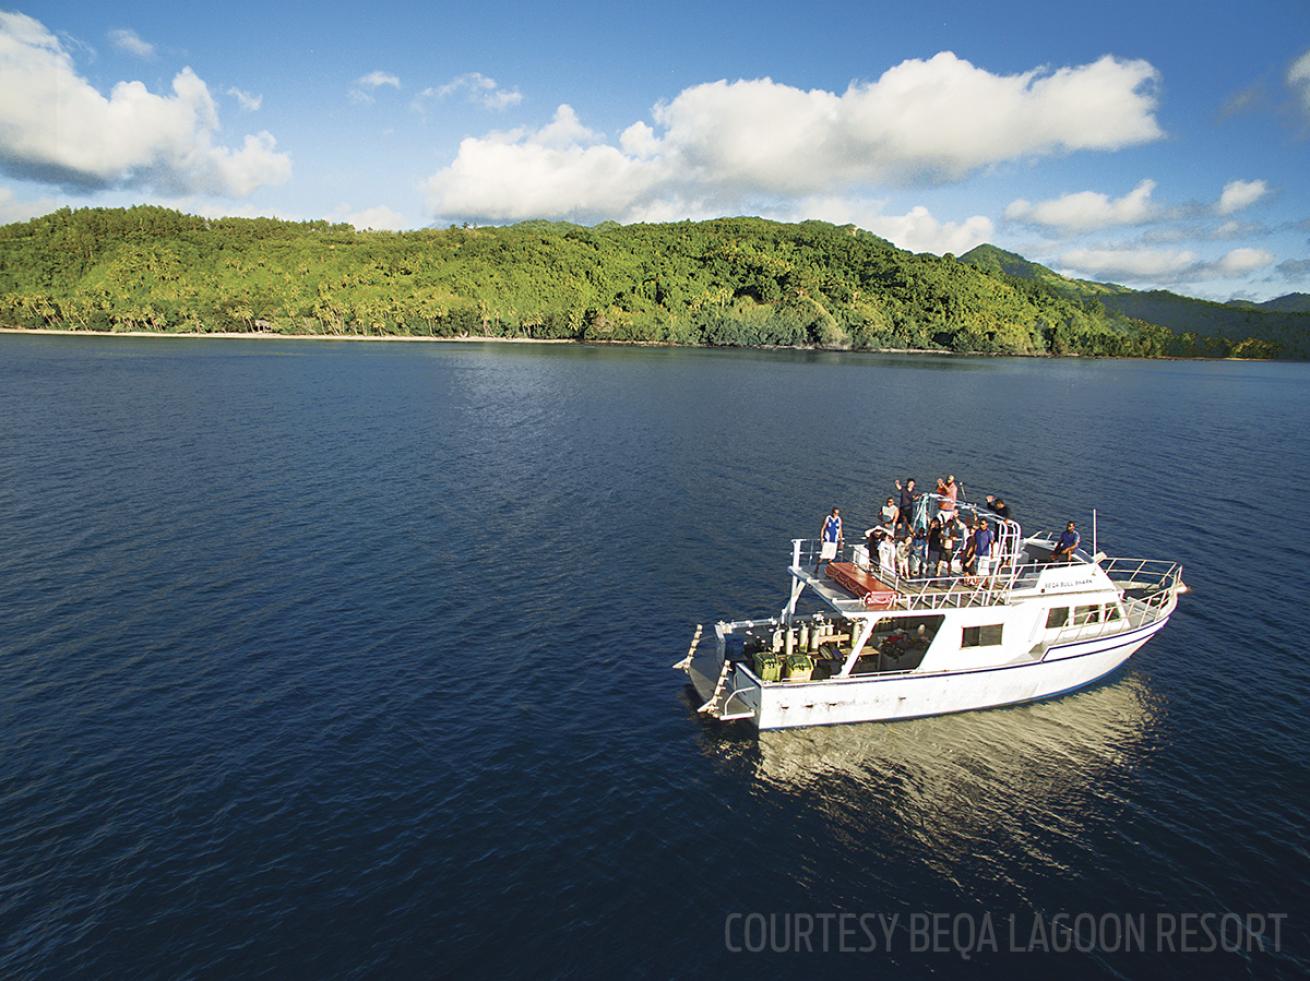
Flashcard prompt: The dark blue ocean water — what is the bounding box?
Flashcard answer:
[1,335,1307,978]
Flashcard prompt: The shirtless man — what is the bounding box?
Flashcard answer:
[937,474,959,524]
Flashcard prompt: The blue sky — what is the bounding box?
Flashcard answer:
[2,1,1308,300]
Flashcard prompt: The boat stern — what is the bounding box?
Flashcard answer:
[676,622,763,724]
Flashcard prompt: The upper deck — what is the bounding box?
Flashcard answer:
[790,542,1180,613]
[790,494,1183,619]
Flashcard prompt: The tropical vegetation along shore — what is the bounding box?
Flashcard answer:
[1,207,1306,358]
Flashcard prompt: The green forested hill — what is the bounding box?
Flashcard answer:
[1227,292,1310,314]
[957,244,1127,298]
[0,205,1296,358]
[1097,290,1310,358]
[1259,293,1310,313]
[960,244,1310,358]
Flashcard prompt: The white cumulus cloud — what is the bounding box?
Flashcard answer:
[1215,246,1274,276]
[418,72,522,111]
[780,196,994,255]
[653,54,1161,191]
[424,52,1163,224]
[1215,178,1268,215]
[425,105,663,222]
[1061,247,1199,279]
[1060,245,1274,284]
[867,207,994,255]
[1006,179,1156,233]
[0,12,291,196]
[108,27,153,58]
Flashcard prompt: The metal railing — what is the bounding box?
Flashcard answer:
[792,539,1184,616]
[1098,556,1185,592]
[1042,583,1176,649]
[796,538,1052,610]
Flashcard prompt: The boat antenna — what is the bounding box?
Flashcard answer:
[1092,508,1098,557]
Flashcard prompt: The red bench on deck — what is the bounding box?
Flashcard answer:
[825,562,901,609]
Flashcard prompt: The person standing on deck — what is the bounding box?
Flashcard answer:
[878,529,897,575]
[1050,521,1081,563]
[969,519,996,581]
[950,512,970,573]
[937,474,959,524]
[895,478,918,533]
[880,496,900,532]
[911,525,928,577]
[817,507,843,572]
[895,533,913,578]
[985,495,1013,523]
[939,519,958,576]
[926,518,944,576]
[864,526,882,569]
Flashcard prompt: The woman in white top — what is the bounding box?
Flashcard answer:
[880,497,900,530]
[878,536,897,574]
[895,535,913,578]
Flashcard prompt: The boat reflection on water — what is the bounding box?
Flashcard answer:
[699,675,1164,869]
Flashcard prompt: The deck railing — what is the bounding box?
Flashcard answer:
[1043,584,1177,648]
[791,539,1184,617]
[1098,556,1184,592]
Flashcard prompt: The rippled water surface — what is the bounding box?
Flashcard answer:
[1,336,1307,977]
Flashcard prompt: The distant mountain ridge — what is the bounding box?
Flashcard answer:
[1227,292,1310,314]
[959,244,1310,359]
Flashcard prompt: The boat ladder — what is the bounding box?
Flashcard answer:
[697,656,734,715]
[696,657,757,721]
[671,624,702,672]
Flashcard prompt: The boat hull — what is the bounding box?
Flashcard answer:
[696,618,1167,731]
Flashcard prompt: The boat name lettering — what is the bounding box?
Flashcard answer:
[1045,573,1097,588]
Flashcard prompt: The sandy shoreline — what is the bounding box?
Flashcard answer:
[0,327,576,345]
[0,326,1271,362]
[0,326,950,354]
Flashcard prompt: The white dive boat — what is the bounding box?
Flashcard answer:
[677,495,1186,731]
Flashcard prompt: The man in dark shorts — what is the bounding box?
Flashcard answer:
[1050,521,1080,562]
[939,519,957,576]
[926,517,943,576]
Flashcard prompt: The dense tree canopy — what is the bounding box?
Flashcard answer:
[0,206,1298,358]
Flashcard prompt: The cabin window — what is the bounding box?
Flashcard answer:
[1105,604,1122,622]
[962,624,1004,647]
[1073,604,1103,625]
[1046,607,1069,628]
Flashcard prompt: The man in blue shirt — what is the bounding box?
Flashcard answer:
[968,519,995,577]
[1051,521,1081,563]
